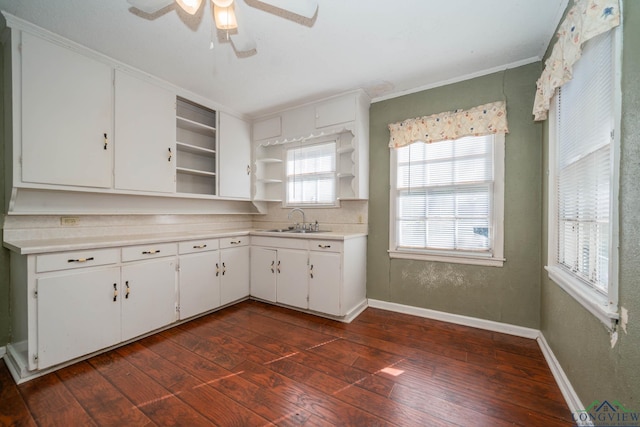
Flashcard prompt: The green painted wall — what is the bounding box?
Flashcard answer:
[540,0,640,409]
[368,63,543,328]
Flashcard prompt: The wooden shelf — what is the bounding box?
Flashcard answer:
[337,146,355,154]
[256,158,283,164]
[253,198,282,202]
[176,116,216,136]
[176,141,216,157]
[176,167,216,177]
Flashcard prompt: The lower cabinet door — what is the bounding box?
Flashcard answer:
[276,248,309,309]
[179,251,220,319]
[37,267,121,369]
[308,251,342,316]
[250,247,277,302]
[121,258,177,341]
[220,246,250,305]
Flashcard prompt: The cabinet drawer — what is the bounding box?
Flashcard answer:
[36,248,120,273]
[309,240,343,253]
[178,239,219,254]
[219,236,248,249]
[251,236,307,250]
[122,242,177,262]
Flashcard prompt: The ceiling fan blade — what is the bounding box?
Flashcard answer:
[229,3,256,53]
[253,0,318,19]
[127,0,174,14]
[230,32,257,52]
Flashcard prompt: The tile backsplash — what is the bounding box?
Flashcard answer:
[2,200,368,241]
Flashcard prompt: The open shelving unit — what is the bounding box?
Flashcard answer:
[253,144,283,201]
[336,131,357,199]
[176,98,217,196]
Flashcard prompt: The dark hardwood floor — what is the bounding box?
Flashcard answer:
[1,300,572,426]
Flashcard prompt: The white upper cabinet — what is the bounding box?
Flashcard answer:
[218,112,251,199]
[252,91,370,201]
[21,32,113,188]
[114,70,176,193]
[315,95,356,128]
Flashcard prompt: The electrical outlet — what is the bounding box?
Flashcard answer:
[358,215,363,224]
[60,217,80,226]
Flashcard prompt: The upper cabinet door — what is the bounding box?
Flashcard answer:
[218,112,251,199]
[114,71,176,193]
[21,33,113,188]
[315,95,356,129]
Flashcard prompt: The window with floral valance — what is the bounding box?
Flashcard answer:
[532,0,620,121]
[387,102,508,266]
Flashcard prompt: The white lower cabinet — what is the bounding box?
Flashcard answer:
[36,267,121,369]
[220,238,250,306]
[275,248,311,309]
[121,258,177,341]
[5,232,364,384]
[178,251,221,319]
[250,236,367,318]
[250,247,277,302]
[308,250,342,316]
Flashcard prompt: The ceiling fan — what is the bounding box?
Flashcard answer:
[127,0,319,54]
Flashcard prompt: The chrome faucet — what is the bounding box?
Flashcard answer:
[288,208,306,229]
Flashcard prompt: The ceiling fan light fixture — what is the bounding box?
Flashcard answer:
[214,4,238,30]
[211,0,234,7]
[176,0,203,15]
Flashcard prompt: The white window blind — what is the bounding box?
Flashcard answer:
[286,141,336,205]
[396,135,494,253]
[554,30,614,295]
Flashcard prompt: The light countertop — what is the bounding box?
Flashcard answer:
[4,229,367,255]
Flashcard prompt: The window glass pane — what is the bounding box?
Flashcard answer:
[395,136,495,253]
[286,142,336,204]
[554,30,614,295]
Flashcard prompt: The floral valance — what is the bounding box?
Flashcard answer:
[388,101,508,148]
[532,0,620,121]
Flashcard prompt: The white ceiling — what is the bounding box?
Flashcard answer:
[0,0,568,117]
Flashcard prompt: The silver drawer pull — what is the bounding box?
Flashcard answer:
[68,257,94,263]
[318,244,331,249]
[230,240,242,245]
[193,244,208,249]
[142,250,160,255]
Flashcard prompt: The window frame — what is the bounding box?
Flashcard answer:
[283,137,339,208]
[389,133,505,267]
[545,27,622,329]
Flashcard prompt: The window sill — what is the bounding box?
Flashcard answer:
[389,250,504,267]
[545,265,619,330]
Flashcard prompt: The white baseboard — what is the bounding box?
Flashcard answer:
[367,298,584,420]
[537,333,586,417]
[367,299,539,339]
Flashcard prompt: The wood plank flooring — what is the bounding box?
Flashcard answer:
[1,300,573,426]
